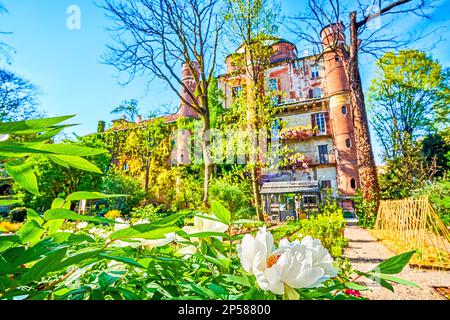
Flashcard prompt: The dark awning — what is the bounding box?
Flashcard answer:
[260,181,321,195]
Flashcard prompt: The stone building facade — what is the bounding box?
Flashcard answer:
[173,24,360,220]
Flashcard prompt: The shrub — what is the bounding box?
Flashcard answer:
[414,177,450,226]
[209,180,253,220]
[9,207,28,222]
[104,210,122,220]
[354,190,378,229]
[99,170,146,215]
[297,211,348,258]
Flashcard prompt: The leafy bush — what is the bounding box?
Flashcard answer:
[209,179,253,220]
[271,202,348,259]
[295,211,348,258]
[414,177,450,226]
[104,210,122,220]
[99,169,146,215]
[354,190,378,229]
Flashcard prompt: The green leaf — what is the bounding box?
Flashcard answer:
[44,220,65,235]
[0,142,52,157]
[5,161,39,195]
[0,247,27,274]
[20,248,68,285]
[284,285,300,300]
[34,144,106,156]
[58,249,103,270]
[0,115,75,134]
[65,192,126,202]
[51,198,71,210]
[344,282,369,291]
[17,220,45,245]
[223,274,252,287]
[181,282,218,299]
[370,251,416,274]
[211,201,231,225]
[109,226,180,241]
[51,232,95,244]
[356,271,395,292]
[48,155,102,174]
[108,213,185,240]
[0,235,21,251]
[98,272,120,290]
[27,209,44,225]
[0,199,20,206]
[43,208,113,224]
[99,254,144,268]
[370,273,420,288]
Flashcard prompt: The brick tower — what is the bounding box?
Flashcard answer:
[175,62,200,165]
[321,23,360,201]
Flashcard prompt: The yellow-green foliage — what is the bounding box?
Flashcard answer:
[104,210,122,220]
[296,211,348,258]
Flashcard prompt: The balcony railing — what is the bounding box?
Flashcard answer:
[282,152,336,169]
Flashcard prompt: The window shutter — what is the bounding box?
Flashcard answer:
[311,113,317,129]
[325,112,331,135]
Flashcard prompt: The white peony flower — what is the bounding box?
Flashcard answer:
[113,218,175,248]
[182,214,228,242]
[300,236,338,280]
[237,228,337,296]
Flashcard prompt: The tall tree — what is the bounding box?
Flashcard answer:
[0,4,14,63]
[368,49,450,159]
[0,69,42,121]
[101,0,224,206]
[288,0,437,201]
[110,99,140,122]
[223,0,280,220]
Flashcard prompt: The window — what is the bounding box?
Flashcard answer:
[318,145,329,164]
[123,163,129,171]
[232,86,243,98]
[303,195,318,205]
[269,78,280,105]
[345,138,352,148]
[321,180,332,189]
[269,78,279,91]
[311,65,319,79]
[315,113,327,135]
[342,106,347,115]
[350,178,357,189]
[312,88,322,99]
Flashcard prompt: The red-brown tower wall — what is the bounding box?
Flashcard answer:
[321,23,360,197]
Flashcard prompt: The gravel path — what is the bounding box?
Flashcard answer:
[344,222,450,300]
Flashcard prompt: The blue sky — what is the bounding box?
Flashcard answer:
[0,0,449,164]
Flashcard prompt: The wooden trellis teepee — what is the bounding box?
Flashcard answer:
[372,197,450,269]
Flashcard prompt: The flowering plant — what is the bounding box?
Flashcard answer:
[0,197,418,300]
[279,125,319,141]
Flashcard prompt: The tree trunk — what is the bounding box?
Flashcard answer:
[201,111,212,207]
[349,11,380,201]
[251,167,263,221]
